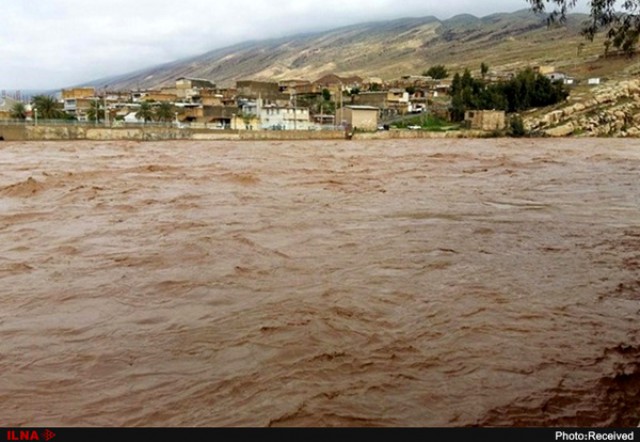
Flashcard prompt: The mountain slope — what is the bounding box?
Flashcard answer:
[85,9,602,91]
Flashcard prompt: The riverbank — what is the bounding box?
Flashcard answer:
[0,124,488,141]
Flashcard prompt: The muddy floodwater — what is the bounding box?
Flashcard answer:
[0,138,638,427]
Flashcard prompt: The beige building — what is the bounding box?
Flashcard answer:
[236,80,280,99]
[0,96,22,120]
[61,87,95,100]
[464,110,506,131]
[142,91,178,103]
[339,105,379,131]
[533,65,555,75]
[175,77,216,101]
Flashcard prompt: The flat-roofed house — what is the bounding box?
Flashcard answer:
[464,110,505,131]
[339,105,379,131]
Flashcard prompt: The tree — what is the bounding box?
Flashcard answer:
[10,102,26,120]
[509,115,526,137]
[424,65,449,79]
[32,95,63,119]
[527,0,640,55]
[480,62,489,79]
[86,100,104,123]
[135,102,154,124]
[155,102,175,123]
[447,66,568,119]
[322,88,331,101]
[241,113,256,130]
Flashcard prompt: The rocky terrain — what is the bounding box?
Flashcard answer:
[525,78,640,137]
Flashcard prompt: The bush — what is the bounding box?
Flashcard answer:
[509,115,526,137]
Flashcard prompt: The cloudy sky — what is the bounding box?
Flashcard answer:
[0,0,590,90]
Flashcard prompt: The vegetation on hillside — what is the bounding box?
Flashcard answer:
[423,65,449,79]
[448,67,569,121]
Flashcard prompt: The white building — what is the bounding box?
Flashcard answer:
[259,104,313,130]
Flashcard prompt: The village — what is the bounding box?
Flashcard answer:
[0,65,599,134]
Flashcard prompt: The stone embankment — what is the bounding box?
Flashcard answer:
[526,79,640,137]
[0,124,486,142]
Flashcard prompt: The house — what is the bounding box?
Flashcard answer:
[176,77,216,90]
[236,80,280,99]
[464,110,505,131]
[588,78,601,85]
[546,72,566,82]
[544,72,576,86]
[258,103,312,130]
[339,105,379,131]
[202,105,240,129]
[61,87,97,120]
[314,74,363,93]
[198,91,224,107]
[353,91,387,108]
[64,98,98,121]
[353,89,410,114]
[533,65,555,75]
[279,79,315,95]
[175,77,216,101]
[142,91,178,103]
[0,95,22,119]
[123,111,145,124]
[62,87,96,100]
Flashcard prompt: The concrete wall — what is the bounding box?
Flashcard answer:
[0,124,488,141]
[0,124,346,141]
[0,125,26,140]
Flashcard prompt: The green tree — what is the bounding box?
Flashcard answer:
[155,102,175,123]
[528,0,640,55]
[322,88,331,101]
[405,86,416,95]
[32,95,63,119]
[509,115,526,137]
[240,113,256,130]
[480,62,489,79]
[135,102,154,124]
[424,65,449,79]
[86,100,104,123]
[10,102,26,119]
[447,66,568,120]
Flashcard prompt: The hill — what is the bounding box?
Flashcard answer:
[83,9,637,91]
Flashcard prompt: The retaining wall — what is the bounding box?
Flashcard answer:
[0,125,487,142]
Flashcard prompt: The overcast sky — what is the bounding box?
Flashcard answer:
[0,0,590,90]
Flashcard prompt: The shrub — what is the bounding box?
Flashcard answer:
[509,115,526,137]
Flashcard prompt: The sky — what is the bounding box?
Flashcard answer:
[0,0,591,90]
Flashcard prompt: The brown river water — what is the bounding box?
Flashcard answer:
[0,138,638,427]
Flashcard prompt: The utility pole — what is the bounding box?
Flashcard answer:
[103,86,109,127]
[338,82,343,128]
[292,87,297,131]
